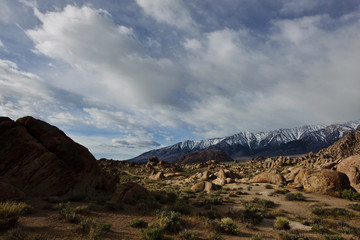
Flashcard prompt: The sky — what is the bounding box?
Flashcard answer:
[1,0,360,160]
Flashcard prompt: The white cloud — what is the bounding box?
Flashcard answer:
[0,40,4,48]
[112,137,161,148]
[23,4,360,143]
[280,0,320,15]
[135,0,195,31]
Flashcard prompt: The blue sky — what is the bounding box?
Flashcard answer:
[1,0,360,160]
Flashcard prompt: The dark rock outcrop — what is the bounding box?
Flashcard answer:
[0,177,25,201]
[174,150,233,164]
[0,116,116,197]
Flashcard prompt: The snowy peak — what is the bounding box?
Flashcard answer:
[129,120,360,163]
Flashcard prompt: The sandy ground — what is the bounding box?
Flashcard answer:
[1,183,359,240]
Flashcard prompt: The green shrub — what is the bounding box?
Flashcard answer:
[250,197,275,208]
[141,227,164,240]
[240,203,264,225]
[208,218,240,235]
[323,235,344,240]
[79,218,110,240]
[205,196,223,205]
[341,189,360,201]
[0,202,27,230]
[311,224,331,234]
[219,218,240,235]
[206,230,224,240]
[278,232,310,240]
[159,211,183,233]
[252,234,263,240]
[59,202,81,224]
[348,203,360,211]
[265,184,274,189]
[273,189,290,195]
[130,218,148,228]
[102,222,112,232]
[274,217,290,230]
[285,192,305,201]
[179,230,199,240]
[311,207,352,218]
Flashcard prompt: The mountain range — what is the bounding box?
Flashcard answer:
[128,120,360,163]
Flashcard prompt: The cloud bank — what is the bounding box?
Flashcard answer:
[1,1,360,159]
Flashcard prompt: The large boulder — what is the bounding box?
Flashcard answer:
[0,116,116,197]
[249,169,285,185]
[112,182,149,202]
[294,169,350,197]
[0,177,25,201]
[191,181,214,193]
[337,155,360,192]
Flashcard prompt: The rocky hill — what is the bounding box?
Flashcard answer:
[129,120,360,162]
[0,116,116,198]
[174,149,233,164]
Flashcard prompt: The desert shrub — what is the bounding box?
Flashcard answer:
[341,189,360,201]
[274,217,290,230]
[251,197,275,208]
[0,202,27,230]
[240,203,264,225]
[208,218,240,235]
[58,202,81,224]
[235,190,248,195]
[137,199,161,215]
[278,232,310,240]
[203,210,221,220]
[311,224,331,234]
[181,190,196,199]
[252,234,263,240]
[167,200,191,215]
[323,235,344,240]
[311,207,352,218]
[102,222,112,232]
[273,189,290,195]
[4,226,26,240]
[179,229,199,240]
[348,203,360,211]
[159,211,183,233]
[104,200,123,211]
[219,218,240,235]
[265,184,274,189]
[205,196,223,205]
[206,230,224,240]
[247,186,252,191]
[151,190,178,204]
[285,192,305,201]
[130,218,148,228]
[80,218,110,240]
[141,227,164,240]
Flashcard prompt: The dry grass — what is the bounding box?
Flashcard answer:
[0,201,27,230]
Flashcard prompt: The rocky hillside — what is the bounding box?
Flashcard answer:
[0,116,116,197]
[129,120,360,162]
[174,149,233,164]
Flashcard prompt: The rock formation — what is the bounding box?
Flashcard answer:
[337,155,360,192]
[249,169,285,185]
[0,116,116,197]
[293,169,350,197]
[174,150,233,164]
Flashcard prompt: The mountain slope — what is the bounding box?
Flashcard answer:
[129,120,360,163]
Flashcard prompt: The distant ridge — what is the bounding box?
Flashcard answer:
[128,120,360,163]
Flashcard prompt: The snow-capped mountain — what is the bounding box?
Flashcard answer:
[128,120,360,163]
